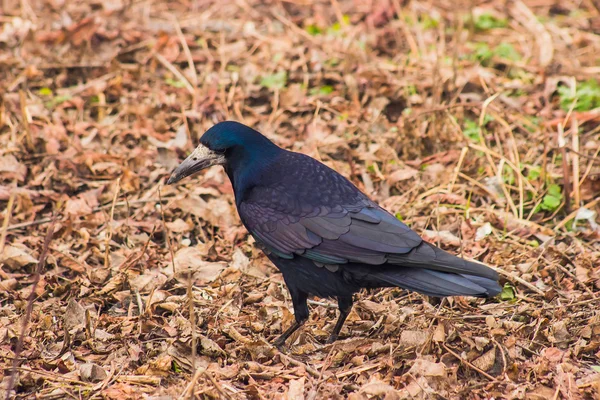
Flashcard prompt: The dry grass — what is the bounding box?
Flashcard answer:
[1,0,600,398]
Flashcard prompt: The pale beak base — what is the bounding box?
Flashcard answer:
[166,144,226,185]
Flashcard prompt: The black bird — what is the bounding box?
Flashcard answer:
[167,121,501,346]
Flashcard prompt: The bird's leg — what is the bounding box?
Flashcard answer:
[273,320,305,348]
[327,296,353,344]
[274,290,309,348]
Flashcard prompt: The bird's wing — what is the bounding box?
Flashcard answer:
[240,192,421,263]
[240,194,497,280]
[237,152,496,280]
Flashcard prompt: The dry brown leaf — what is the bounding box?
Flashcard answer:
[400,331,428,348]
[359,299,388,314]
[64,299,86,332]
[360,380,399,400]
[542,347,564,364]
[472,348,496,372]
[136,353,172,377]
[0,244,37,268]
[422,230,461,247]
[129,271,167,293]
[79,363,107,383]
[174,247,227,283]
[287,377,305,400]
[166,218,192,233]
[0,155,27,181]
[200,335,226,358]
[64,191,99,217]
[409,359,447,377]
[230,248,250,271]
[433,324,445,343]
[387,167,418,184]
[526,385,557,400]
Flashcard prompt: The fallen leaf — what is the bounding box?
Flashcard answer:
[0,155,27,181]
[166,218,192,233]
[422,230,461,246]
[472,348,496,371]
[64,299,86,332]
[79,363,107,382]
[387,167,418,184]
[542,347,564,364]
[400,331,427,347]
[433,324,445,343]
[129,271,167,293]
[409,358,446,377]
[0,244,37,268]
[174,247,227,283]
[287,377,305,400]
[360,381,399,399]
[475,222,493,241]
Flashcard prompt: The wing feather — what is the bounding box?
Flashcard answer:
[237,153,496,282]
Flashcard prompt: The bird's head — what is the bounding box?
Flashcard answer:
[166,121,279,185]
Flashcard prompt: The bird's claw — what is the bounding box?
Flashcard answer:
[325,334,338,344]
[273,336,288,351]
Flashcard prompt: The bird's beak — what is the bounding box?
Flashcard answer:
[166,144,226,185]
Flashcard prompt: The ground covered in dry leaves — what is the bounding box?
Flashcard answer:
[1,0,600,398]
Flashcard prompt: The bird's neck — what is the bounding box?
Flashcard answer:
[225,143,282,205]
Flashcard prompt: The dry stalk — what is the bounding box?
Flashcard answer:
[5,217,56,400]
[0,189,15,257]
[104,177,120,269]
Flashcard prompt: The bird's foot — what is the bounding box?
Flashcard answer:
[275,343,290,353]
[273,335,291,351]
[325,334,338,344]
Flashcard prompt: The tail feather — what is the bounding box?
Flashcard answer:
[388,242,498,281]
[368,268,500,298]
[459,274,502,297]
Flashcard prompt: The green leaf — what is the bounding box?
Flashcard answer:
[329,15,350,33]
[547,183,562,198]
[542,195,561,211]
[463,118,480,142]
[494,42,521,61]
[395,212,403,221]
[526,166,541,181]
[558,79,600,111]
[499,283,516,301]
[38,87,53,96]
[45,94,72,109]
[535,183,563,213]
[260,71,287,90]
[502,164,515,185]
[420,15,439,29]
[474,13,508,30]
[165,78,186,88]
[309,85,334,96]
[592,366,600,373]
[172,361,182,373]
[305,24,322,35]
[472,43,493,65]
[272,52,283,63]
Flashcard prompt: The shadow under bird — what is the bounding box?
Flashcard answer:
[167,121,501,346]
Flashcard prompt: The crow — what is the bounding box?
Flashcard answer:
[167,121,501,346]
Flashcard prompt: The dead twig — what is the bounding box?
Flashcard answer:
[5,216,56,400]
[0,189,16,257]
[442,343,498,382]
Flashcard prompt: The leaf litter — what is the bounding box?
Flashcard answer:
[1,0,600,398]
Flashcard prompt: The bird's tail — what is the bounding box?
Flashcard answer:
[368,268,501,298]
